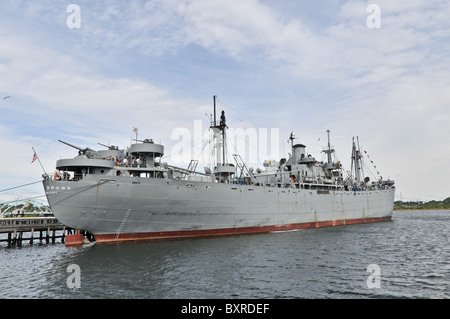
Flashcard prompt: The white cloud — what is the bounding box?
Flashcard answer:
[0,19,205,129]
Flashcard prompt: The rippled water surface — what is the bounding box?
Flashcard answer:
[1,210,449,299]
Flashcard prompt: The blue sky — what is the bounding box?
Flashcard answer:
[0,0,449,204]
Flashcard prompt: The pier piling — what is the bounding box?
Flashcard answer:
[0,217,82,247]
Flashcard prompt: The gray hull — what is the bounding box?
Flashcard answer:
[43,176,395,243]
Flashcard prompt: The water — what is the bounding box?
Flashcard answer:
[1,210,449,299]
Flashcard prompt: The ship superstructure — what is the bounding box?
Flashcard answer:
[43,97,395,243]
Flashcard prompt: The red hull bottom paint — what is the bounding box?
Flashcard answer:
[65,234,84,246]
[94,216,392,243]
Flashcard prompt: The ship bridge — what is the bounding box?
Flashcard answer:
[53,138,168,181]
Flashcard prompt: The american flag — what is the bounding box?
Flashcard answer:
[32,151,38,164]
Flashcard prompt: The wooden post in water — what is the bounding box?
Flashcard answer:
[30,228,35,245]
[12,229,17,246]
[62,226,66,244]
[46,227,50,244]
[7,232,12,248]
[17,231,23,247]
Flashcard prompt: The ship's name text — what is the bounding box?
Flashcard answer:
[46,185,71,194]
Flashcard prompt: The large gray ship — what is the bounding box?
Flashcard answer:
[43,97,395,243]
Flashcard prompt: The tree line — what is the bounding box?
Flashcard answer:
[394,197,450,210]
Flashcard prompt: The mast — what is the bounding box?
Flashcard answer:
[356,136,365,184]
[351,137,363,186]
[322,129,334,164]
[289,132,295,157]
[220,109,227,165]
[210,96,225,165]
[213,95,217,127]
[210,95,220,166]
[209,96,234,181]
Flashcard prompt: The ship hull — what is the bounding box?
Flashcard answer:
[43,177,395,243]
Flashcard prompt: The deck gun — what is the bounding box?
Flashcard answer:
[58,140,98,157]
[98,143,119,150]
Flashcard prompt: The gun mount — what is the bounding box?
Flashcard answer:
[98,143,119,150]
[58,140,98,157]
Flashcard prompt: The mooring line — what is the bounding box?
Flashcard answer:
[0,181,42,193]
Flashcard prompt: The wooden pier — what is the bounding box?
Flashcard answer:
[0,217,86,247]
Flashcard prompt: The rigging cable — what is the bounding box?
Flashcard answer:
[0,180,42,193]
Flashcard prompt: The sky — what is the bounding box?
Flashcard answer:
[0,0,449,205]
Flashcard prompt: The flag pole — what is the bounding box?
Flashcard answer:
[32,147,48,177]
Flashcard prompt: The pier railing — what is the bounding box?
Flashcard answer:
[0,217,75,247]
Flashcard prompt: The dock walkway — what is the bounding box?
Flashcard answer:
[0,217,76,247]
